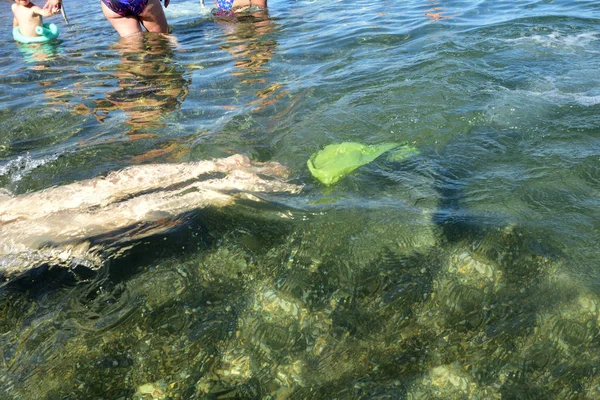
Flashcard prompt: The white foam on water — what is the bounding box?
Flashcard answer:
[504,30,600,53]
[526,76,600,107]
[516,88,600,107]
[533,31,599,48]
[0,153,60,183]
[549,91,600,107]
[569,94,600,106]
[484,75,600,128]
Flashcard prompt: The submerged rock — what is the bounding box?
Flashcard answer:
[0,155,302,281]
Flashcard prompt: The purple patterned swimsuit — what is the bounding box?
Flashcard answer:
[102,0,149,17]
[215,0,235,11]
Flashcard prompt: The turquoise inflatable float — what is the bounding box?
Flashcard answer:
[13,23,59,44]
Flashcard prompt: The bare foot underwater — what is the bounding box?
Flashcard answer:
[0,155,302,281]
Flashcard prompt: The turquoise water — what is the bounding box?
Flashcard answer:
[1,0,600,398]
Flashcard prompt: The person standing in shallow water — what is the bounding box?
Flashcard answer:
[214,0,266,14]
[41,0,170,37]
[101,0,170,37]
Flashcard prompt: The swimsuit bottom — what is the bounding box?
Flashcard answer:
[215,0,234,11]
[102,0,149,17]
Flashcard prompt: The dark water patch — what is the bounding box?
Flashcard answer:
[0,208,595,399]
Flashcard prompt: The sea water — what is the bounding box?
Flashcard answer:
[1,0,600,398]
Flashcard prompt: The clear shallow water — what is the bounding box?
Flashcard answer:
[1,0,600,398]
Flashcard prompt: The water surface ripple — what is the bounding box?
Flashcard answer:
[1,0,600,398]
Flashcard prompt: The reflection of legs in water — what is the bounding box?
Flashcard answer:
[96,34,188,137]
[217,13,288,112]
[91,33,190,161]
[218,10,275,78]
[424,0,456,22]
[101,0,169,37]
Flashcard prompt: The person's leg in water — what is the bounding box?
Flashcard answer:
[234,0,266,9]
[101,0,169,37]
[215,0,266,13]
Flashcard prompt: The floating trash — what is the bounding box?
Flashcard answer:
[307,142,419,186]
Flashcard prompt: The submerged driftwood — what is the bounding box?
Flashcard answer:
[0,155,302,281]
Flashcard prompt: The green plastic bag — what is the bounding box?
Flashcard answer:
[307,142,418,186]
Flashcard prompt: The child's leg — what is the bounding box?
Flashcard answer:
[101,2,143,37]
[139,0,169,34]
